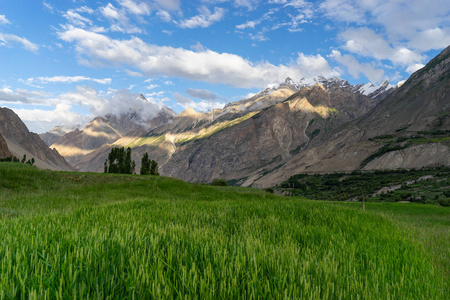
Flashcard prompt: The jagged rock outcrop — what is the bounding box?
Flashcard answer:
[0,107,73,171]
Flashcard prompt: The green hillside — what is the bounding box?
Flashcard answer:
[0,163,448,299]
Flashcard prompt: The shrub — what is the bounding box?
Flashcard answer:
[211,178,228,186]
[437,197,450,207]
[264,188,274,194]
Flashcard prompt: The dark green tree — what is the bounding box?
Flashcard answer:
[104,147,135,174]
[140,152,159,175]
[140,152,150,175]
[150,159,159,176]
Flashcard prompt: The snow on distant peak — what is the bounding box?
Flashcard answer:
[397,79,406,87]
[257,76,396,102]
[356,80,395,98]
[265,83,278,90]
[358,83,378,96]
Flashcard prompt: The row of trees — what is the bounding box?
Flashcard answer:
[104,147,158,176]
[0,154,35,166]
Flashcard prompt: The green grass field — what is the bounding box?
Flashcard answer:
[0,163,449,299]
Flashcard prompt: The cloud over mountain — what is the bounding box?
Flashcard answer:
[58,26,338,88]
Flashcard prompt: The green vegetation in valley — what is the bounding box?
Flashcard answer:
[125,135,166,148]
[0,154,35,166]
[279,167,450,205]
[211,178,228,186]
[0,163,448,299]
[361,129,450,168]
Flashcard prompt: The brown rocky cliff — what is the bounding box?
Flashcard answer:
[0,107,73,171]
[0,132,12,159]
[161,84,377,183]
[250,46,450,188]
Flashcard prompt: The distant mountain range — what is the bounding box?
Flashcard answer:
[2,46,449,187]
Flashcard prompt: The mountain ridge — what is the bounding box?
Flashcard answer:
[37,47,449,186]
[248,45,450,187]
[0,107,74,171]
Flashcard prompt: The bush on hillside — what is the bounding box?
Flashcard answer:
[211,178,228,186]
[437,197,450,207]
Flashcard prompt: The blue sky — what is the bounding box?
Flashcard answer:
[0,0,449,133]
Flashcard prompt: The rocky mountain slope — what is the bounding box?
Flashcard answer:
[40,46,449,187]
[161,80,380,183]
[48,102,176,169]
[0,132,13,159]
[49,81,300,172]
[0,107,74,171]
[249,45,450,187]
[39,126,73,147]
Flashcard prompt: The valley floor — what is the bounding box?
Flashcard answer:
[0,163,448,299]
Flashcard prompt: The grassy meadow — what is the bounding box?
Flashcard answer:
[0,163,449,299]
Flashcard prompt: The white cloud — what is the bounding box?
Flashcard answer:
[249,29,269,42]
[146,84,159,89]
[101,3,122,20]
[339,27,425,72]
[0,15,10,25]
[100,2,142,33]
[330,50,385,83]
[26,76,112,85]
[409,27,450,52]
[296,53,340,78]
[4,83,165,132]
[0,33,39,52]
[176,6,226,29]
[190,42,206,52]
[59,86,162,121]
[0,87,50,104]
[174,92,225,111]
[233,0,259,10]
[58,27,338,88]
[406,63,425,74]
[13,103,84,133]
[126,69,143,77]
[236,8,278,30]
[184,100,225,112]
[236,20,260,29]
[321,0,450,51]
[63,10,93,27]
[320,0,366,24]
[156,10,172,22]
[43,1,55,13]
[146,91,165,97]
[118,0,151,15]
[74,6,94,14]
[153,0,181,11]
